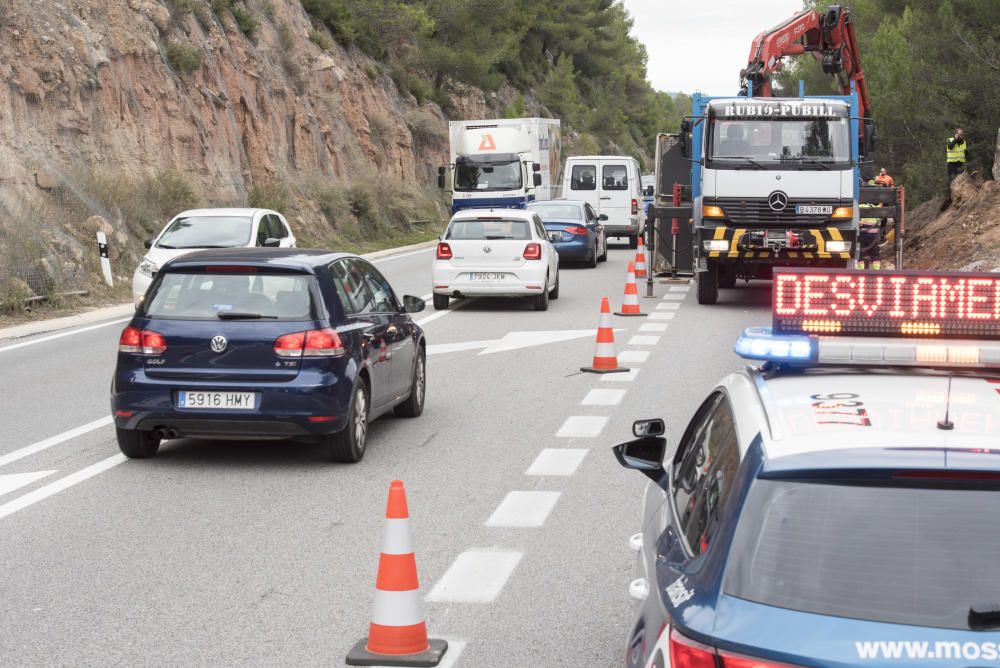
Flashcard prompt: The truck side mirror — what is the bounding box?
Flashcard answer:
[437,173,445,189]
[680,119,691,133]
[679,132,690,159]
[533,173,542,187]
[532,162,541,172]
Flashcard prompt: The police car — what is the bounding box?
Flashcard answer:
[615,268,1000,668]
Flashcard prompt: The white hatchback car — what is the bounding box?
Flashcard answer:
[432,209,560,311]
[132,208,296,305]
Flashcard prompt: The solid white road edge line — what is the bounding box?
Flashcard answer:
[485,491,561,528]
[0,454,126,521]
[0,317,132,354]
[525,449,589,476]
[0,416,114,469]
[426,549,524,603]
[370,247,435,263]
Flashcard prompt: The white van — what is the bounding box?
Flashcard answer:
[562,156,643,248]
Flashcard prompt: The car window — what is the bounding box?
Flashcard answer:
[329,259,376,316]
[143,272,314,320]
[527,203,583,221]
[268,215,288,239]
[585,203,598,222]
[446,219,531,240]
[533,216,546,240]
[155,216,253,249]
[255,216,270,246]
[570,164,597,191]
[671,393,740,557]
[354,259,398,313]
[602,164,629,191]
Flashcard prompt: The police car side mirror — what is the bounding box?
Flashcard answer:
[613,434,668,484]
[633,418,665,437]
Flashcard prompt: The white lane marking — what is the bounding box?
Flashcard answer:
[581,388,627,406]
[556,416,609,438]
[656,302,681,311]
[639,323,668,332]
[600,368,640,382]
[661,293,686,301]
[525,449,589,476]
[0,318,131,354]
[485,491,561,527]
[0,454,127,521]
[628,335,661,346]
[434,638,467,668]
[428,339,501,355]
[649,312,676,321]
[371,247,435,263]
[426,549,523,603]
[480,329,605,355]
[669,285,691,292]
[618,350,651,364]
[415,298,472,326]
[421,293,433,301]
[0,416,113,469]
[0,470,57,498]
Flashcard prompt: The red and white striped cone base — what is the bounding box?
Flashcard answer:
[581,297,629,374]
[346,480,448,667]
[634,235,648,279]
[615,261,647,317]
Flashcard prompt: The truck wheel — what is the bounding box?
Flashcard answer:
[432,294,449,310]
[697,262,719,305]
[719,266,737,289]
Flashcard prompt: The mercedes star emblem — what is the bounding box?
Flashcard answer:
[767,191,789,212]
[210,335,228,353]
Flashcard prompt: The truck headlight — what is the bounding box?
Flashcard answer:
[826,241,852,253]
[703,240,729,252]
[831,207,853,219]
[138,258,158,278]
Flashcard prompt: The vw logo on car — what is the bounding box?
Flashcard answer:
[210,335,228,353]
[767,190,789,211]
[482,245,492,254]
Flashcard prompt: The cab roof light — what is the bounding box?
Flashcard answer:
[734,328,815,363]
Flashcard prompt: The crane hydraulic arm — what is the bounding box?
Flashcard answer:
[739,5,871,124]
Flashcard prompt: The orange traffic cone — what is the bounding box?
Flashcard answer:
[347,481,448,666]
[581,297,629,374]
[615,261,647,317]
[634,235,648,279]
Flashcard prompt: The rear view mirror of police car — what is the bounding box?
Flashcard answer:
[613,426,667,485]
[633,418,665,437]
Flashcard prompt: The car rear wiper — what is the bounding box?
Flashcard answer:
[216,312,277,320]
[969,604,1000,630]
[484,235,514,240]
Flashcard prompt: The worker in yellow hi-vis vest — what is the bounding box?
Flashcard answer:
[947,128,968,181]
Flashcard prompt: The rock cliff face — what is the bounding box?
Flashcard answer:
[0,0,450,204]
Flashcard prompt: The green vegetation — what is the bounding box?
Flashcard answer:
[783,1,1000,203]
[309,28,333,51]
[211,0,259,37]
[165,41,202,74]
[249,180,293,213]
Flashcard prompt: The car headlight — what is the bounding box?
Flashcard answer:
[138,258,158,278]
[703,240,729,252]
[826,241,852,253]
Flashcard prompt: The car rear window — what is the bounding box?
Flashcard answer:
[446,220,531,240]
[528,204,583,221]
[156,216,253,249]
[725,479,1000,630]
[144,272,315,320]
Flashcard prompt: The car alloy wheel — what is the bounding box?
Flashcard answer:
[354,387,368,451]
[414,354,425,408]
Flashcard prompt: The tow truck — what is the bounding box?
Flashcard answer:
[648,5,906,305]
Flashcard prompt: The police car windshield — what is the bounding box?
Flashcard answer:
[725,479,1000,630]
[707,115,851,168]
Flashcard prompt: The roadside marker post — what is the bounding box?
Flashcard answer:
[96,231,113,287]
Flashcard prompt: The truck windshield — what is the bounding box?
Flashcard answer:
[455,159,523,192]
[708,117,851,168]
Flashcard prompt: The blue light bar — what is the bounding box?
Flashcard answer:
[734,327,816,363]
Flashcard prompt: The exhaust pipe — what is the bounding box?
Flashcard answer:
[154,427,180,440]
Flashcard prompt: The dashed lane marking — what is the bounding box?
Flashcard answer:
[661,293,685,301]
[426,549,524,603]
[627,335,661,346]
[0,416,113,469]
[0,317,132,354]
[556,416,609,438]
[639,323,668,333]
[0,454,126,521]
[600,368,640,382]
[0,470,57,498]
[485,491,561,527]
[618,350,650,364]
[655,302,681,311]
[669,285,691,292]
[525,449,589,476]
[648,312,676,321]
[581,388,627,406]
[415,298,473,327]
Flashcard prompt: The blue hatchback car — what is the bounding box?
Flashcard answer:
[111,249,426,463]
[526,199,607,267]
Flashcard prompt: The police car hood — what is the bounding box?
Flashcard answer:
[761,373,1000,457]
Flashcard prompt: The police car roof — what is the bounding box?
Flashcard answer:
[748,369,1000,462]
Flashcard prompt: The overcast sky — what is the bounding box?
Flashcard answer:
[621,0,804,94]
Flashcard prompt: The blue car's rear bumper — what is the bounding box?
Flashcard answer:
[553,238,593,261]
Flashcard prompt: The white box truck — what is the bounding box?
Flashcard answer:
[438,118,561,215]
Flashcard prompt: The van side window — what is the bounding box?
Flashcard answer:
[602,165,628,190]
[570,165,597,191]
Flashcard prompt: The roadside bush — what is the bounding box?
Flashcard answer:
[366,113,393,146]
[404,108,446,148]
[166,0,196,14]
[211,0,258,37]
[309,29,333,51]
[248,180,292,213]
[165,41,202,74]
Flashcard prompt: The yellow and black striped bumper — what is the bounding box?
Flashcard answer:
[704,226,854,262]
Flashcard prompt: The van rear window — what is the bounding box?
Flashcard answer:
[570,165,597,191]
[602,165,628,190]
[144,273,315,320]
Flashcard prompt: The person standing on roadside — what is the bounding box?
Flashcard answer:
[946,128,968,181]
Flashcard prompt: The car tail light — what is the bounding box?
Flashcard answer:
[719,651,800,668]
[631,198,639,215]
[437,242,453,260]
[670,628,800,668]
[564,226,588,236]
[523,243,542,260]
[275,329,345,358]
[119,326,166,355]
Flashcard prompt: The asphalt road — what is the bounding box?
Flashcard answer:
[0,241,770,667]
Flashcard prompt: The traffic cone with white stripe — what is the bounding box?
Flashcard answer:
[615,261,647,317]
[347,480,448,666]
[633,235,648,279]
[581,297,629,374]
